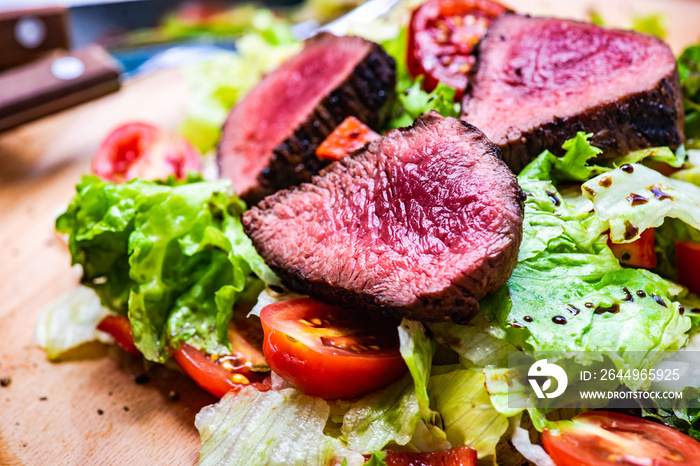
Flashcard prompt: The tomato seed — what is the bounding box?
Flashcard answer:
[230,374,250,385]
[299,319,314,327]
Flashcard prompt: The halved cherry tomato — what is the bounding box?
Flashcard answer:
[96,315,140,355]
[96,314,270,398]
[608,228,657,269]
[543,411,700,466]
[316,116,379,161]
[91,122,201,183]
[407,0,510,99]
[172,343,270,399]
[259,298,407,399]
[377,446,477,465]
[676,240,700,294]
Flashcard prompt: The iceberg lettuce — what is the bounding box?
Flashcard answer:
[478,135,690,373]
[427,368,509,459]
[34,286,113,360]
[582,164,700,243]
[196,387,363,466]
[341,320,438,453]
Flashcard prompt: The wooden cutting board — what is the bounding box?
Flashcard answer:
[0,1,698,465]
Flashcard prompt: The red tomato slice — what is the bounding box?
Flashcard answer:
[378,446,477,465]
[96,315,141,355]
[543,411,700,466]
[96,314,270,398]
[608,228,657,269]
[172,343,270,399]
[91,122,201,183]
[316,116,379,161]
[259,298,407,399]
[676,240,700,294]
[407,0,510,99]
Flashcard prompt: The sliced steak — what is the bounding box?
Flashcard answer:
[243,112,524,323]
[461,14,685,173]
[218,33,395,204]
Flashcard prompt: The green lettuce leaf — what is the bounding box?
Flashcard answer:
[608,146,686,168]
[363,451,388,466]
[427,368,509,459]
[478,136,691,374]
[196,387,363,466]
[56,175,277,362]
[518,132,608,184]
[398,319,435,420]
[428,314,516,368]
[341,374,420,453]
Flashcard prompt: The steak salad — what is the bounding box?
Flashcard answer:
[35,0,700,464]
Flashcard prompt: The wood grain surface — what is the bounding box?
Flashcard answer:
[0,1,698,465]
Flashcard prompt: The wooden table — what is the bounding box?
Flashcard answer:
[0,1,698,464]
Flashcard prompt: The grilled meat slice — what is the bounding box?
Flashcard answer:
[243,112,524,323]
[218,33,395,204]
[461,14,684,172]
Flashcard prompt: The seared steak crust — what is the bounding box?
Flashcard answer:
[218,33,395,205]
[257,43,396,202]
[243,112,524,323]
[462,14,684,173]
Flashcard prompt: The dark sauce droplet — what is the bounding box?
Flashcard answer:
[650,185,673,201]
[546,190,561,206]
[552,316,567,325]
[595,303,621,315]
[691,308,700,314]
[637,290,647,298]
[523,316,533,322]
[512,322,524,328]
[623,220,639,240]
[585,302,595,308]
[622,287,634,302]
[621,164,635,173]
[679,305,685,315]
[627,193,649,207]
[599,177,612,188]
[565,305,580,315]
[651,293,668,308]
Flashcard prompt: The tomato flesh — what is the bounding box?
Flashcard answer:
[97,315,141,355]
[260,298,407,399]
[91,122,201,183]
[407,0,510,98]
[543,411,700,466]
[316,116,379,161]
[96,314,270,398]
[608,228,657,269]
[378,446,477,465]
[676,240,700,294]
[172,343,270,399]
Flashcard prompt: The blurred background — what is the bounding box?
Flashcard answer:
[0,0,698,133]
